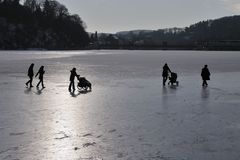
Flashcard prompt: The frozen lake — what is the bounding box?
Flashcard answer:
[0,50,240,160]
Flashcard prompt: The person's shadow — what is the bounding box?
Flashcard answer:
[201,86,210,100]
[169,85,177,90]
[79,89,92,94]
[70,90,81,97]
[24,88,32,94]
[36,87,45,95]
[70,89,92,97]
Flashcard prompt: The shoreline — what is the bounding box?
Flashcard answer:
[1,48,240,51]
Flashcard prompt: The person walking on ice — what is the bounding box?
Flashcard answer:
[35,66,45,88]
[25,63,34,88]
[69,68,78,92]
[201,65,211,87]
[162,63,171,86]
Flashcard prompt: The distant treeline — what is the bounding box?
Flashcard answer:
[0,0,89,50]
[93,15,240,50]
[1,1,240,51]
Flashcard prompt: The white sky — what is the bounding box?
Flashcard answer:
[57,0,240,33]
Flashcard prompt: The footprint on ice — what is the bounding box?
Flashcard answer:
[96,135,102,138]
[82,133,93,137]
[83,142,96,148]
[9,132,25,136]
[108,129,116,133]
[74,147,80,151]
[117,152,125,158]
[54,131,69,140]
[0,82,8,86]
[0,146,19,154]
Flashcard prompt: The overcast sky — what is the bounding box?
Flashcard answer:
[57,0,240,33]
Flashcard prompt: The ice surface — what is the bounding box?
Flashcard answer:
[0,50,240,160]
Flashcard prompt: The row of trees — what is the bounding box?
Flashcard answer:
[94,15,240,50]
[0,0,89,49]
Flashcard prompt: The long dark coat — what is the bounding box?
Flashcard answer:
[201,67,210,80]
[28,66,34,77]
[162,65,171,77]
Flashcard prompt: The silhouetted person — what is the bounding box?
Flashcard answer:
[25,63,34,88]
[201,65,211,87]
[35,66,45,88]
[69,68,78,92]
[162,63,171,86]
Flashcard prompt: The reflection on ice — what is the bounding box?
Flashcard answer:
[201,87,210,99]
